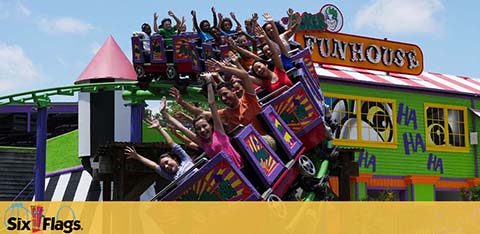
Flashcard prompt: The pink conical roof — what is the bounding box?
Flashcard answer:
[75,35,137,84]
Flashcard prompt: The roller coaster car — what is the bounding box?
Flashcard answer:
[260,51,326,150]
[254,48,320,99]
[189,37,231,73]
[131,33,199,85]
[151,106,316,201]
[151,50,327,201]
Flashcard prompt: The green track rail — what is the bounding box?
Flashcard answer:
[0,81,204,108]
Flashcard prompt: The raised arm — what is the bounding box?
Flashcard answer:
[145,97,176,147]
[263,13,289,56]
[243,31,258,51]
[255,25,285,72]
[228,51,244,71]
[175,111,194,123]
[286,8,294,30]
[216,12,223,30]
[251,13,259,31]
[211,7,218,28]
[145,117,175,147]
[168,124,200,151]
[124,146,159,170]
[168,10,182,28]
[230,12,242,32]
[205,59,255,95]
[169,87,208,117]
[282,13,302,41]
[177,16,187,33]
[153,12,160,34]
[203,73,225,136]
[227,37,261,61]
[160,97,201,146]
[191,10,201,32]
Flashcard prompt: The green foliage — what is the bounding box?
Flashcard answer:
[460,185,480,201]
[364,190,396,201]
[144,108,153,119]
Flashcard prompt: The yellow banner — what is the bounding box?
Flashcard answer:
[295,31,424,75]
[1,202,480,233]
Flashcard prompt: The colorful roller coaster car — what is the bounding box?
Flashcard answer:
[153,105,317,201]
[260,49,326,150]
[160,152,261,201]
[150,49,328,201]
[189,39,231,73]
[261,83,325,151]
[155,98,316,201]
[131,33,199,83]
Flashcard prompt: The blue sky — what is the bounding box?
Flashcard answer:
[1,0,478,101]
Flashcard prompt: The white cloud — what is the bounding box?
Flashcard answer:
[0,42,44,94]
[353,0,444,34]
[90,41,101,55]
[37,17,94,33]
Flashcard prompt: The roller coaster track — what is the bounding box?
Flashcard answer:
[0,81,203,108]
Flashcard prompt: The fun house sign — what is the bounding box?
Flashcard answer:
[292,4,424,75]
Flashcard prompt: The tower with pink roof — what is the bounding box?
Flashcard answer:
[75,35,138,174]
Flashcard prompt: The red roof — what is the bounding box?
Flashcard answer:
[75,35,137,84]
[315,64,480,95]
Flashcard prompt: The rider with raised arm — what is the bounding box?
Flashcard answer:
[124,103,194,181]
[191,7,218,42]
[153,10,182,48]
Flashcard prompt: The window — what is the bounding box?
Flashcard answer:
[425,104,468,151]
[324,93,396,148]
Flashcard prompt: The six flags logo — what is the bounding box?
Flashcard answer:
[3,203,82,233]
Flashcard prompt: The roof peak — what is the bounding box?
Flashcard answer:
[75,35,137,84]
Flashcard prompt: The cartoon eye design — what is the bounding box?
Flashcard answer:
[426,107,448,146]
[361,101,393,142]
[426,108,465,147]
[427,122,446,145]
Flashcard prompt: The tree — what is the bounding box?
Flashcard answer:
[364,190,396,201]
[461,185,480,201]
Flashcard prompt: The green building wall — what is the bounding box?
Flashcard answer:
[323,82,480,200]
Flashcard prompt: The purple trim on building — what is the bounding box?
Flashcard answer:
[27,112,31,132]
[0,103,77,113]
[130,103,142,143]
[400,190,407,201]
[321,77,476,98]
[0,105,35,113]
[410,184,415,201]
[471,97,479,177]
[34,107,48,201]
[439,177,466,181]
[46,165,84,178]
